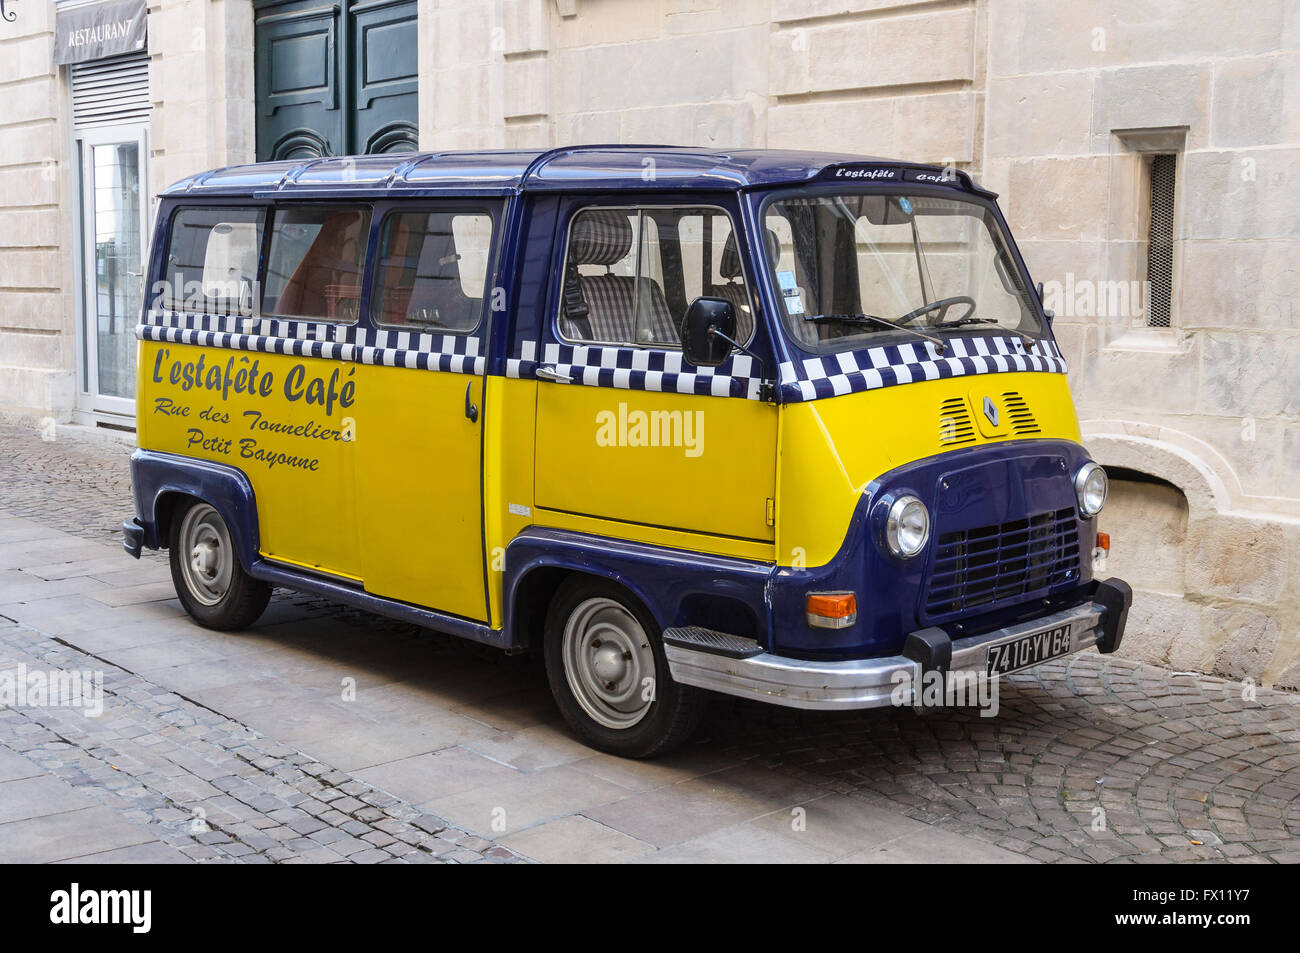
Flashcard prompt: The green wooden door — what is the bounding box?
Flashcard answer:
[255,0,418,161]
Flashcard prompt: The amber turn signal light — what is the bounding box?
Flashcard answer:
[1096,532,1110,553]
[806,591,858,630]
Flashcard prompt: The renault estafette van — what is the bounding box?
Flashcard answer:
[123,146,1132,757]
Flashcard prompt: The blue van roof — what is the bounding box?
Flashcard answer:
[159,145,989,197]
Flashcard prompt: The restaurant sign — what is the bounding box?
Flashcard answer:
[54,0,147,66]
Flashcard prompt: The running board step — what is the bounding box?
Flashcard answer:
[662,626,764,659]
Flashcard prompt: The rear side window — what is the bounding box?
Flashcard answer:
[263,206,372,322]
[371,209,496,331]
[161,207,265,315]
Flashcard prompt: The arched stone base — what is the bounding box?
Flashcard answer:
[1083,421,1299,689]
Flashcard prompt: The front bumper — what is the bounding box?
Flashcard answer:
[663,578,1132,711]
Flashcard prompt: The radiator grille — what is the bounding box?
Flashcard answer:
[925,507,1080,617]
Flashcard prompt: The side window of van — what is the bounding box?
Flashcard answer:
[372,209,495,331]
[162,207,265,315]
[676,212,754,344]
[559,206,751,348]
[559,208,666,346]
[262,206,372,323]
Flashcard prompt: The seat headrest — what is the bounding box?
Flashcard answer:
[570,210,634,267]
[719,228,781,279]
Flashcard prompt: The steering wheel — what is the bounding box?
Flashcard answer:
[895,295,976,327]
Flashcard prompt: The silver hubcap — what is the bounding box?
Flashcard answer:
[178,504,233,607]
[562,597,656,730]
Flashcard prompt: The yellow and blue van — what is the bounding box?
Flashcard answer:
[123,146,1131,757]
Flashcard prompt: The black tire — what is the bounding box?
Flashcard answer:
[543,577,706,758]
[168,499,271,631]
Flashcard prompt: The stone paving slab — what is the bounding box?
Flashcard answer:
[0,805,164,864]
[0,620,522,864]
[54,842,194,864]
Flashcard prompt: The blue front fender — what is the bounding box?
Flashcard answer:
[502,527,773,650]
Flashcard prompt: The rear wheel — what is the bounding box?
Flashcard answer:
[168,500,271,630]
[543,578,706,758]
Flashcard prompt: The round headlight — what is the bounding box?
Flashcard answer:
[1075,462,1108,517]
[886,495,931,558]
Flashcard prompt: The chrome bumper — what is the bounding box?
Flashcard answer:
[664,598,1115,712]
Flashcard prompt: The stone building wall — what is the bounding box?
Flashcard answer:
[146,0,256,207]
[0,0,254,423]
[977,1,1300,689]
[0,0,73,419]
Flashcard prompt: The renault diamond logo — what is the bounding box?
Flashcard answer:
[983,395,999,426]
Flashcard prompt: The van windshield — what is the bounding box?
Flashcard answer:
[761,192,1043,353]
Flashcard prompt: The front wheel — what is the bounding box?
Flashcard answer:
[543,578,706,758]
[168,500,271,630]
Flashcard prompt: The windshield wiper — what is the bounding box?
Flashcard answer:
[932,317,997,329]
[805,313,947,354]
[932,316,1037,351]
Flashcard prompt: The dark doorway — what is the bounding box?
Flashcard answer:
[255,0,419,161]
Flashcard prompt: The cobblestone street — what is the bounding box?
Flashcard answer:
[1,421,1298,863]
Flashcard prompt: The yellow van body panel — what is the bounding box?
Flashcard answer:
[352,361,487,622]
[533,384,778,544]
[483,375,539,629]
[138,339,494,620]
[137,340,362,577]
[773,372,1082,570]
[532,509,776,563]
[485,377,778,627]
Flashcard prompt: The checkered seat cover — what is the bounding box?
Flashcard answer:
[563,210,677,345]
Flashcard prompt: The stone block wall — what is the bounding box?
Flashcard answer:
[0,0,254,424]
[146,0,256,203]
[980,1,1300,687]
[0,0,73,419]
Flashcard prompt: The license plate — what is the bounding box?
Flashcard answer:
[985,623,1073,676]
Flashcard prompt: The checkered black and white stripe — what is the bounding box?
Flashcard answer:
[505,339,539,380]
[508,340,764,400]
[508,333,1064,402]
[137,311,484,375]
[353,327,484,374]
[778,334,1067,402]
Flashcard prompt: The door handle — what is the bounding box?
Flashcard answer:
[464,380,478,423]
[535,365,573,383]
